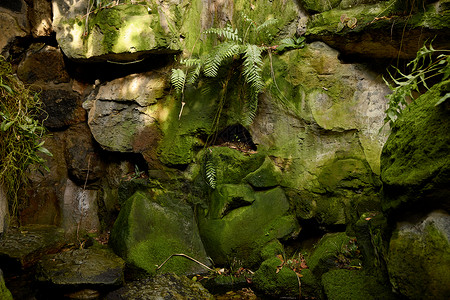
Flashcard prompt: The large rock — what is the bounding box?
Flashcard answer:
[198,185,300,267]
[84,71,164,153]
[52,0,181,61]
[387,210,450,299]
[254,42,388,226]
[381,80,450,213]
[109,190,210,275]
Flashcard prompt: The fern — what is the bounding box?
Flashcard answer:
[171,68,186,94]
[243,44,264,93]
[204,42,240,77]
[205,153,216,189]
[203,24,242,43]
[256,18,278,33]
[384,42,450,125]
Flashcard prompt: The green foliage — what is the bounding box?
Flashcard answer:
[204,151,216,189]
[384,42,450,125]
[0,57,51,218]
[171,14,283,127]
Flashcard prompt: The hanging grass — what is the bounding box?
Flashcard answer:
[0,56,51,221]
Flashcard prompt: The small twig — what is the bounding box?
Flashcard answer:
[156,253,216,273]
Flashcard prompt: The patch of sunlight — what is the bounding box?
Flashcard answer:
[113,17,151,53]
[158,106,170,123]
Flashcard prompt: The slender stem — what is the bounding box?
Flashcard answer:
[156,253,216,273]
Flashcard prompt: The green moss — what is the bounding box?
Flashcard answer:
[0,271,12,300]
[322,269,397,300]
[307,232,353,277]
[381,80,450,211]
[244,157,282,188]
[253,257,300,298]
[198,187,299,267]
[260,239,284,261]
[387,219,450,299]
[205,147,265,186]
[207,184,255,219]
[110,190,209,275]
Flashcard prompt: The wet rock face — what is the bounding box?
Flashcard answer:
[36,248,125,286]
[106,273,214,300]
[387,211,450,299]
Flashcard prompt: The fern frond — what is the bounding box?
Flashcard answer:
[204,42,241,78]
[242,44,264,93]
[204,24,242,43]
[186,62,202,85]
[205,153,216,189]
[256,18,278,33]
[181,58,202,68]
[242,92,258,126]
[171,68,186,94]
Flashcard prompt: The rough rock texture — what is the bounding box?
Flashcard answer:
[109,190,210,275]
[84,70,165,153]
[106,273,214,300]
[254,42,388,226]
[387,210,450,299]
[305,0,450,59]
[0,225,64,268]
[381,80,450,213]
[36,248,125,286]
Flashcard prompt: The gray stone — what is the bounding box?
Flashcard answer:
[36,248,125,286]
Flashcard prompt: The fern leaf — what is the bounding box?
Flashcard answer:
[204,42,240,77]
[242,44,264,93]
[256,18,278,33]
[204,24,242,43]
[171,68,186,93]
[205,154,216,189]
[242,93,258,126]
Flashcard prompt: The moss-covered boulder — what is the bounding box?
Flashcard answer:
[305,0,450,59]
[387,210,450,299]
[109,190,210,275]
[52,1,181,61]
[306,232,358,278]
[198,186,300,267]
[322,269,397,300]
[381,80,450,213]
[253,257,300,298]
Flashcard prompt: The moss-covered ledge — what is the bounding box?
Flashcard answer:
[53,1,181,61]
[305,0,450,59]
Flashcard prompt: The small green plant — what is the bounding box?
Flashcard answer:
[337,14,357,32]
[0,57,51,219]
[384,42,450,125]
[171,15,280,127]
[204,150,216,189]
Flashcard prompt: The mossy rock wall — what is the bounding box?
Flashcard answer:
[381,80,450,213]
